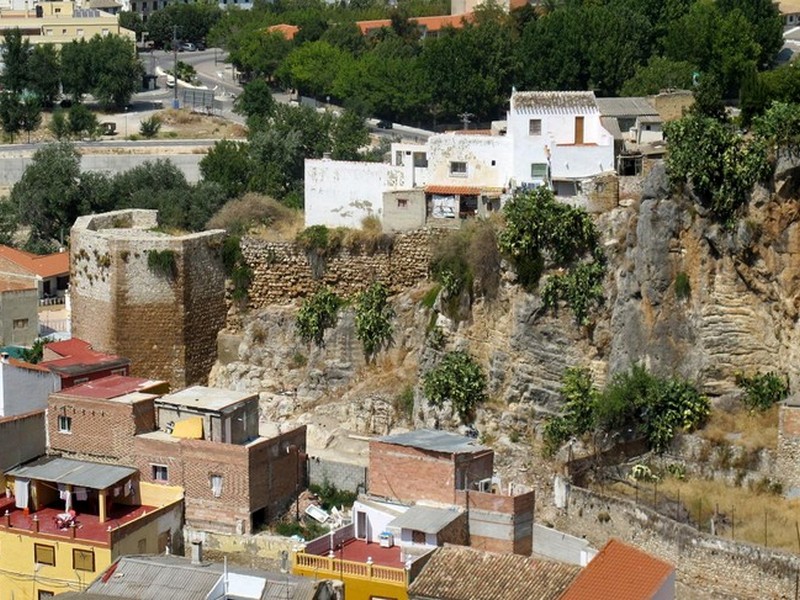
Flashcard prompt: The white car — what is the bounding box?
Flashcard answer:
[166,75,175,88]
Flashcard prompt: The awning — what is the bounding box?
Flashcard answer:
[171,416,204,440]
[425,185,482,196]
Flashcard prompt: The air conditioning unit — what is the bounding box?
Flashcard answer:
[476,478,492,493]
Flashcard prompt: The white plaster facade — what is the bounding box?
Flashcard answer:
[304,159,408,228]
[305,91,615,229]
[0,359,60,418]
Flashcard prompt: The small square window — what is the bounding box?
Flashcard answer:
[210,474,223,498]
[152,464,169,482]
[395,151,404,166]
[529,119,542,136]
[531,163,548,180]
[58,415,72,433]
[13,319,28,330]
[450,161,467,176]
[35,544,56,566]
[397,198,408,208]
[73,548,95,571]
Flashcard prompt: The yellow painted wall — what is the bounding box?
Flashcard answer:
[0,531,112,600]
[139,481,183,507]
[111,500,183,558]
[293,554,407,600]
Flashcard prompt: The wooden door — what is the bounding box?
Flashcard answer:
[575,116,584,144]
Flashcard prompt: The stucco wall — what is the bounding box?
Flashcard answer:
[0,288,38,347]
[0,362,60,418]
[0,410,45,475]
[425,134,512,189]
[305,159,408,228]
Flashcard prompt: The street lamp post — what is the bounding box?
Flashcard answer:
[124,106,128,138]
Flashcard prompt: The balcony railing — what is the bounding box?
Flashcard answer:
[293,552,407,584]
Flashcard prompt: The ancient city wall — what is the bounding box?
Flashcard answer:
[71,209,226,388]
[241,228,442,307]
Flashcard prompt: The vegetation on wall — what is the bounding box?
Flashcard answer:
[221,235,253,303]
[354,281,395,360]
[295,286,343,347]
[498,187,605,325]
[735,371,789,412]
[422,350,487,423]
[544,365,710,456]
[147,249,178,279]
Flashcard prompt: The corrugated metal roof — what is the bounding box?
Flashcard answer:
[595,97,658,118]
[262,579,316,600]
[512,91,597,111]
[378,430,487,454]
[388,505,462,534]
[7,456,136,490]
[600,117,622,140]
[407,545,580,600]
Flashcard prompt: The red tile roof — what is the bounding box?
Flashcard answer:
[266,23,299,40]
[560,539,674,600]
[408,545,580,600]
[45,338,92,358]
[357,12,474,35]
[425,185,483,195]
[0,245,69,278]
[62,375,166,399]
[41,338,130,378]
[0,280,36,293]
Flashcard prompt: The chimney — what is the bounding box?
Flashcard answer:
[1,352,9,364]
[191,541,203,565]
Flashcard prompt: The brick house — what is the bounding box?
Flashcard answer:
[48,381,307,534]
[41,338,131,389]
[368,429,535,555]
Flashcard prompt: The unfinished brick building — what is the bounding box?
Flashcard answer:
[70,209,226,389]
[368,429,535,555]
[48,378,307,534]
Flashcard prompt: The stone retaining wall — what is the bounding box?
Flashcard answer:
[556,480,800,599]
[242,228,442,307]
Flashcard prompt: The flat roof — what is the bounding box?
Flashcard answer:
[596,96,658,118]
[378,429,488,454]
[156,385,256,412]
[388,504,462,534]
[7,456,136,489]
[63,375,166,400]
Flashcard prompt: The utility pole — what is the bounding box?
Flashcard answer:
[172,25,179,108]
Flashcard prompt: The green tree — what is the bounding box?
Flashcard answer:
[295,287,343,347]
[321,21,367,56]
[146,3,222,48]
[233,79,275,122]
[119,11,146,40]
[280,41,352,98]
[0,92,23,142]
[49,109,70,140]
[691,73,726,120]
[200,139,253,199]
[67,103,99,139]
[422,350,487,423]
[28,44,61,107]
[0,201,18,246]
[753,101,800,153]
[717,0,783,68]
[330,109,368,160]
[19,93,42,144]
[11,143,84,247]
[139,115,162,139]
[621,57,695,96]
[60,39,92,101]
[229,30,292,81]
[88,35,143,109]
[0,28,31,94]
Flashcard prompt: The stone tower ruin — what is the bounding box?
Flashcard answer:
[71,209,226,388]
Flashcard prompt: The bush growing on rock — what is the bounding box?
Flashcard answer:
[735,371,789,412]
[354,281,395,361]
[295,286,343,347]
[422,350,487,423]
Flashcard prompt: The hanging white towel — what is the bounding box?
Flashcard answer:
[14,478,29,509]
[114,487,121,497]
[75,487,88,502]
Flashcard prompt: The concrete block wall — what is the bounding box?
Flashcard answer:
[71,209,226,389]
[777,404,800,493]
[368,441,458,505]
[308,457,367,493]
[0,410,45,476]
[456,489,535,556]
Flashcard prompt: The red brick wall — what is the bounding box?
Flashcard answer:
[368,441,494,505]
[248,426,307,518]
[59,366,130,390]
[48,394,154,462]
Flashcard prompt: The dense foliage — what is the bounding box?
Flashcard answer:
[8,143,227,250]
[295,287,343,347]
[735,371,789,412]
[422,350,487,423]
[498,187,605,324]
[354,281,395,360]
[544,365,710,456]
[210,0,782,126]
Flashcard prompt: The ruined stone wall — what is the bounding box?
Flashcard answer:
[242,228,442,307]
[71,210,226,388]
[777,404,800,494]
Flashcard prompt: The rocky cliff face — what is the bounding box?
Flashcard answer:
[211,160,800,435]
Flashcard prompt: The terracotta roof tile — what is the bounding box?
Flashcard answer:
[358,13,474,34]
[560,539,674,600]
[266,23,299,40]
[0,245,69,278]
[425,185,482,195]
[408,545,580,600]
[512,91,598,111]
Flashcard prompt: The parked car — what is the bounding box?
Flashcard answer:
[180,42,196,52]
[196,41,206,51]
[376,119,393,129]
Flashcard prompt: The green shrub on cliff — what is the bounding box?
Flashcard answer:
[295,286,342,347]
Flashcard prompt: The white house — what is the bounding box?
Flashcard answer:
[305,90,616,230]
[0,355,60,418]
